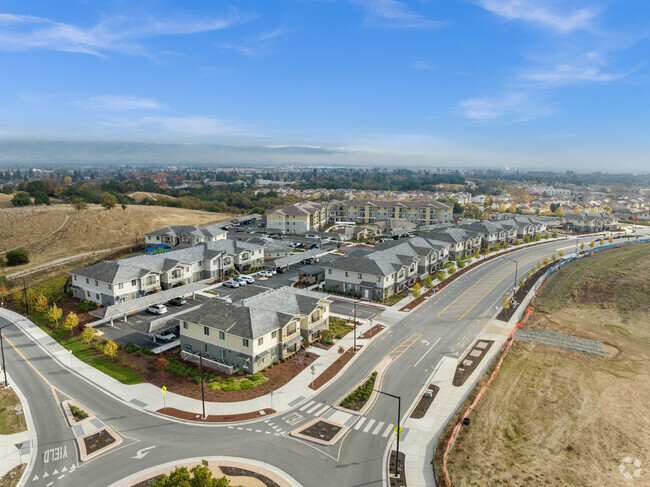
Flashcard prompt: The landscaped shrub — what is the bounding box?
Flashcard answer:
[69,404,88,420]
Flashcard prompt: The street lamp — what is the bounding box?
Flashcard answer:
[21,278,28,316]
[502,255,518,296]
[198,354,206,419]
[353,300,357,353]
[373,389,402,478]
[0,323,11,387]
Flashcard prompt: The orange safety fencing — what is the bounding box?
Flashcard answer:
[441,299,536,487]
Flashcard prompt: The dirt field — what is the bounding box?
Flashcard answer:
[0,204,232,278]
[445,244,650,487]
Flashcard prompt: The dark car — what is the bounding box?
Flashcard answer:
[167,297,187,306]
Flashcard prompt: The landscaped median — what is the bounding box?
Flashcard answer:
[335,356,392,415]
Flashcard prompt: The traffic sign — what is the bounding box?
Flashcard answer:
[161,386,167,397]
[394,426,402,437]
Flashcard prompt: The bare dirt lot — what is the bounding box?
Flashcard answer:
[445,244,650,487]
[0,204,232,278]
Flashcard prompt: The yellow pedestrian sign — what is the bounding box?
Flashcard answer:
[161,386,167,397]
[394,426,402,437]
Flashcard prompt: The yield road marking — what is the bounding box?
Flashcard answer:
[413,337,441,367]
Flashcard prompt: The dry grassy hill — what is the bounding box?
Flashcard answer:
[0,193,13,208]
[0,204,232,278]
[127,191,178,203]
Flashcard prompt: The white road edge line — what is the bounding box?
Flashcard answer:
[413,337,441,367]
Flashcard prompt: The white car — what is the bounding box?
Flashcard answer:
[235,277,248,286]
[239,275,255,283]
[258,270,273,278]
[154,331,176,343]
[223,279,240,288]
[147,304,168,315]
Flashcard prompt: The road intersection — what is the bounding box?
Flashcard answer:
[0,235,634,487]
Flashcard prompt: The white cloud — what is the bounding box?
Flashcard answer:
[350,0,442,29]
[410,60,435,70]
[0,10,248,57]
[458,92,551,122]
[474,0,597,33]
[143,116,234,136]
[215,42,257,57]
[521,64,629,85]
[84,95,165,110]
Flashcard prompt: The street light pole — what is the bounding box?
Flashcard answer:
[502,255,518,296]
[21,278,28,316]
[199,354,206,419]
[353,300,357,353]
[373,389,402,478]
[0,323,11,387]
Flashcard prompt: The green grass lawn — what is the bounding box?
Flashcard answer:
[0,388,27,435]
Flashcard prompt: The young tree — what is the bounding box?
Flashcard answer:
[534,233,542,241]
[104,340,118,361]
[589,240,595,248]
[502,295,510,309]
[519,279,525,288]
[435,271,446,282]
[502,241,509,249]
[493,242,501,251]
[411,282,421,298]
[543,257,550,265]
[70,198,88,211]
[448,265,456,275]
[573,206,581,214]
[552,253,558,261]
[423,275,433,290]
[580,242,585,250]
[514,238,521,246]
[25,288,37,306]
[599,238,604,246]
[46,304,62,328]
[537,261,543,270]
[551,230,558,238]
[558,250,565,257]
[12,287,24,304]
[457,259,466,269]
[608,236,614,244]
[99,192,118,210]
[6,249,29,266]
[81,326,95,344]
[555,205,565,217]
[63,312,78,335]
[527,271,532,280]
[523,235,530,243]
[34,293,48,313]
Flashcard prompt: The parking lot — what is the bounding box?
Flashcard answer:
[94,295,211,350]
[326,297,384,320]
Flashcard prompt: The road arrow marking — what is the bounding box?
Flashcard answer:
[32,475,39,481]
[42,472,49,478]
[61,466,68,472]
[52,469,59,475]
[421,339,430,346]
[132,446,156,459]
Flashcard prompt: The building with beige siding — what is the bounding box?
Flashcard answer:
[330,200,452,225]
[266,202,330,234]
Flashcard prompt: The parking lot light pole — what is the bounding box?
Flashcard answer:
[373,389,401,477]
[0,323,11,387]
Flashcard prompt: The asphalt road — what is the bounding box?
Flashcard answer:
[2,236,629,487]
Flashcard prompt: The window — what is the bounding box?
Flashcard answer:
[132,279,137,286]
[243,338,249,347]
[86,278,89,284]
[95,280,98,286]
[95,294,99,300]
[358,273,362,279]
[220,349,226,358]
[219,330,225,340]
[376,276,381,283]
[271,330,277,339]
[183,322,188,330]
[204,326,209,336]
[345,271,349,277]
[73,276,77,281]
[118,283,124,290]
[271,348,277,357]
[258,337,263,346]
[328,269,332,275]
[204,343,210,353]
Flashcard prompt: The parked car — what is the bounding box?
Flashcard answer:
[153,331,176,343]
[239,275,255,283]
[167,297,187,306]
[223,279,240,288]
[235,277,248,286]
[276,267,287,274]
[258,270,273,278]
[147,304,168,315]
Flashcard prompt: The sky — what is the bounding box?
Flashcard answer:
[0,0,648,170]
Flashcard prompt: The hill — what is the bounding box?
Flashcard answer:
[0,204,232,278]
[127,191,178,203]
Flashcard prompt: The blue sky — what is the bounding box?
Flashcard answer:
[0,0,648,170]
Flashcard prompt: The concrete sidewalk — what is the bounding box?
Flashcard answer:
[0,307,382,422]
[0,372,33,482]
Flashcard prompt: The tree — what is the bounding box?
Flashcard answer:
[493,242,501,251]
[423,275,433,290]
[447,266,456,275]
[526,271,532,280]
[573,205,581,214]
[12,288,24,304]
[121,203,127,211]
[537,261,543,270]
[46,304,62,328]
[152,465,231,487]
[1,184,13,194]
[523,235,530,243]
[33,191,51,206]
[608,236,613,244]
[502,295,510,309]
[63,176,73,184]
[411,282,421,298]
[498,203,507,212]
[603,205,613,214]
[502,241,509,249]
[0,282,7,300]
[435,271,446,282]
[514,238,521,246]
[34,293,48,313]
[71,198,88,211]
[81,326,95,344]
[589,240,595,248]
[63,312,78,335]
[552,230,558,238]
[552,253,558,261]
[463,203,485,220]
[555,205,565,217]
[558,250,565,257]
[534,233,542,241]
[580,242,585,250]
[543,257,550,265]
[6,249,29,266]
[104,340,118,360]
[99,192,118,210]
[507,202,517,213]
[11,192,32,207]
[599,238,604,246]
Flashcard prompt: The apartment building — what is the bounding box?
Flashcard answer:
[266,202,330,234]
[70,239,264,306]
[179,286,331,373]
[330,200,452,226]
[144,223,227,247]
[564,213,619,232]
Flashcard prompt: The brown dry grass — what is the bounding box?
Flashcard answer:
[0,193,13,209]
[0,204,233,277]
[127,191,177,203]
[446,244,650,487]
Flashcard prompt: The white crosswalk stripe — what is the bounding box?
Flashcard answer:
[306,402,323,415]
[372,421,385,435]
[353,417,367,430]
[363,419,376,433]
[299,400,316,412]
[313,404,330,417]
[382,423,394,437]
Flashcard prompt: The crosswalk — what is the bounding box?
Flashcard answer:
[352,417,394,437]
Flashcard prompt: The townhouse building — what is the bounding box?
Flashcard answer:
[179,286,331,373]
[330,200,452,226]
[564,213,619,232]
[70,239,264,306]
[266,202,330,234]
[144,223,227,247]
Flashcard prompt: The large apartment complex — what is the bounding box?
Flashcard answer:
[70,239,264,306]
[330,200,453,225]
[144,223,227,248]
[179,286,331,373]
[266,202,331,234]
